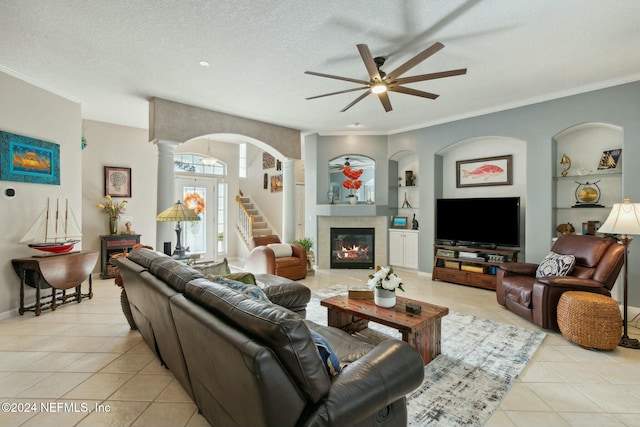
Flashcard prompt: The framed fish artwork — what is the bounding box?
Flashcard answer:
[456,155,513,188]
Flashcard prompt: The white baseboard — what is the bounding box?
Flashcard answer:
[0,308,20,320]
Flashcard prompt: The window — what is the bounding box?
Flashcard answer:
[217,183,227,253]
[239,143,247,178]
[174,154,226,175]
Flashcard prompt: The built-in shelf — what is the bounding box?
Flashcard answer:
[553,123,622,235]
[553,171,621,181]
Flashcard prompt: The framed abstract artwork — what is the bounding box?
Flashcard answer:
[262,152,275,169]
[104,166,132,197]
[0,130,60,185]
[456,155,513,188]
[270,174,283,192]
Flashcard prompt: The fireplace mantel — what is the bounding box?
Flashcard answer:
[315,203,391,217]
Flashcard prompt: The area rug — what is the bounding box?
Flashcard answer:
[307,285,546,427]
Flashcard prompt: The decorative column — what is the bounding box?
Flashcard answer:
[282,158,296,243]
[154,139,180,251]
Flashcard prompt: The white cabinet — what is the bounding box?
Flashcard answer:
[389,229,419,269]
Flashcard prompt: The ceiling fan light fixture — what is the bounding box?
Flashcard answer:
[371,81,388,94]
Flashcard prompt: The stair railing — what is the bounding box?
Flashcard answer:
[235,194,254,246]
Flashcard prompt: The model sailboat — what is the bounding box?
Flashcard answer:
[20,198,82,253]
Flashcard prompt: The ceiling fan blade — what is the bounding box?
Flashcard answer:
[356,44,382,81]
[341,91,371,112]
[386,42,445,81]
[390,86,439,100]
[394,68,467,85]
[377,92,393,112]
[306,86,369,100]
[305,71,369,86]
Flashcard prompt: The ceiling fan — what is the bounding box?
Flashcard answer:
[305,42,466,112]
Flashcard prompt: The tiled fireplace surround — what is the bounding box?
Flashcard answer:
[317,216,388,269]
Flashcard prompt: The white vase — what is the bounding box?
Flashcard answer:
[374,287,396,308]
[349,195,358,205]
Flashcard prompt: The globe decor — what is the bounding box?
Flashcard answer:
[367,266,404,308]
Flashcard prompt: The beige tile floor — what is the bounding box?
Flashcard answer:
[1,268,639,426]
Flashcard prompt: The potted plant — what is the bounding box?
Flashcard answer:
[293,237,315,273]
[367,266,405,308]
[342,165,363,204]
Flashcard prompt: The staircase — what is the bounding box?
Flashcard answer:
[235,194,274,247]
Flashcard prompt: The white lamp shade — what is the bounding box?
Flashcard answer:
[201,157,217,166]
[598,199,640,235]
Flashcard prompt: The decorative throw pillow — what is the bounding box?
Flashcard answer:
[536,252,576,278]
[309,330,341,377]
[267,243,293,258]
[192,258,231,275]
[223,272,256,285]
[206,274,270,302]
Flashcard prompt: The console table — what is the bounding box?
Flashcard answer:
[12,251,99,316]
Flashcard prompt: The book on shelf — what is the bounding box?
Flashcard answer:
[436,248,457,257]
[461,264,487,273]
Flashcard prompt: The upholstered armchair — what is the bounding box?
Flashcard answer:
[245,235,307,280]
[496,234,624,330]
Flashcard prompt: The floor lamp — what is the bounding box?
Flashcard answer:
[598,198,640,349]
[156,200,201,259]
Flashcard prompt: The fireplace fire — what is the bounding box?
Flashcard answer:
[330,227,374,269]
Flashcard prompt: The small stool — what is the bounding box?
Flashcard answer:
[557,291,621,350]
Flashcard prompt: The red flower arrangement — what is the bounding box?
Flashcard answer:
[342,165,363,197]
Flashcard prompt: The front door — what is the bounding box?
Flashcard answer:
[176,177,217,261]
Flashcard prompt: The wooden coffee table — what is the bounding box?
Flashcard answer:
[320,295,449,365]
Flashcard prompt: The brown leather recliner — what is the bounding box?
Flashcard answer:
[245,235,307,280]
[496,234,624,330]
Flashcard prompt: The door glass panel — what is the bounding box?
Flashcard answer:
[183,187,207,254]
[217,183,227,253]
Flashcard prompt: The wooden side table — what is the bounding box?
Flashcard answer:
[100,234,141,278]
[12,251,99,316]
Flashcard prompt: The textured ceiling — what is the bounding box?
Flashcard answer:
[1,0,639,135]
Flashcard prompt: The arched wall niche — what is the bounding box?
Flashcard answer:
[388,149,419,212]
[552,122,623,178]
[435,136,527,250]
[551,122,623,251]
[328,154,375,202]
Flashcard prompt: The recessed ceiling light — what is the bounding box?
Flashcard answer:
[199,61,210,67]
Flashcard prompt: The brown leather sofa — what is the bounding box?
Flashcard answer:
[496,234,624,330]
[117,248,424,427]
[245,234,308,280]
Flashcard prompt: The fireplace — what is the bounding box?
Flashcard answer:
[330,227,375,269]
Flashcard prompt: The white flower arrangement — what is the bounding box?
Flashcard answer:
[367,266,405,292]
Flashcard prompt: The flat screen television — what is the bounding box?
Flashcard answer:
[436,197,521,247]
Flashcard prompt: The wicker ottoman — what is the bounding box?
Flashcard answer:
[557,291,621,350]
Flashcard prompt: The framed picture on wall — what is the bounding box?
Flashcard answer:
[262,152,275,169]
[270,174,283,192]
[456,155,512,188]
[0,130,60,185]
[104,166,132,197]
